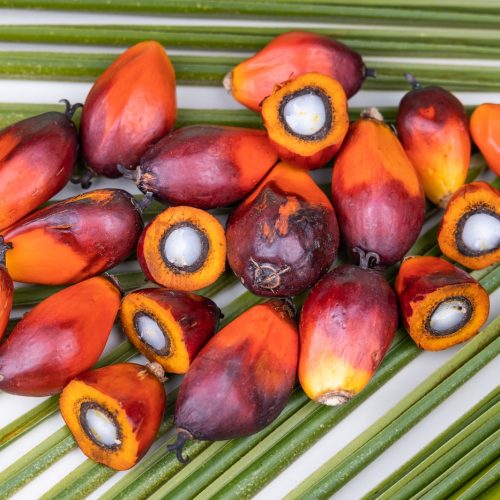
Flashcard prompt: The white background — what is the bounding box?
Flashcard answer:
[0,9,499,500]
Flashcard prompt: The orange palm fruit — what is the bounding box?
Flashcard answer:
[470,103,500,177]
[120,125,278,209]
[137,206,226,291]
[397,75,471,207]
[395,256,489,351]
[60,362,166,470]
[120,289,221,374]
[225,31,368,112]
[0,276,121,396]
[332,108,425,267]
[227,161,339,297]
[0,103,78,230]
[261,73,349,170]
[80,41,177,178]
[168,300,298,463]
[2,189,143,285]
[438,181,500,270]
[299,252,398,405]
[0,237,13,341]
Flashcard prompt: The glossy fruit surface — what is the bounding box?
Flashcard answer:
[395,256,489,351]
[80,41,177,177]
[438,181,500,270]
[261,72,349,169]
[397,82,470,207]
[173,300,298,446]
[3,189,143,285]
[470,103,500,177]
[299,264,398,405]
[60,362,166,470]
[133,125,278,208]
[0,109,77,230]
[0,276,120,396]
[120,289,221,373]
[227,31,367,112]
[332,111,425,267]
[227,161,339,297]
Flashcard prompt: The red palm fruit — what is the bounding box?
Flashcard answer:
[1,189,143,285]
[60,362,166,470]
[80,41,177,178]
[470,103,500,177]
[227,161,339,297]
[0,276,121,396]
[397,75,471,207]
[225,31,368,112]
[395,256,489,351]
[332,108,425,267]
[119,289,221,374]
[299,252,398,405]
[0,238,13,341]
[168,300,298,463]
[121,125,278,209]
[0,104,78,230]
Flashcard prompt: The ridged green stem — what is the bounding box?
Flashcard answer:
[418,431,500,499]
[365,390,500,499]
[222,0,500,9]
[449,458,500,500]
[1,25,500,58]
[1,51,500,92]
[0,1,499,27]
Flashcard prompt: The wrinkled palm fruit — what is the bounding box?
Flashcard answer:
[0,276,121,396]
[80,41,177,178]
[261,73,349,169]
[227,161,339,297]
[137,206,226,291]
[332,108,425,267]
[397,75,471,207]
[2,189,143,285]
[438,181,500,270]
[120,289,221,374]
[225,31,368,112]
[60,362,166,470]
[395,256,489,351]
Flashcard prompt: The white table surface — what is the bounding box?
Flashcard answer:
[0,9,499,500]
